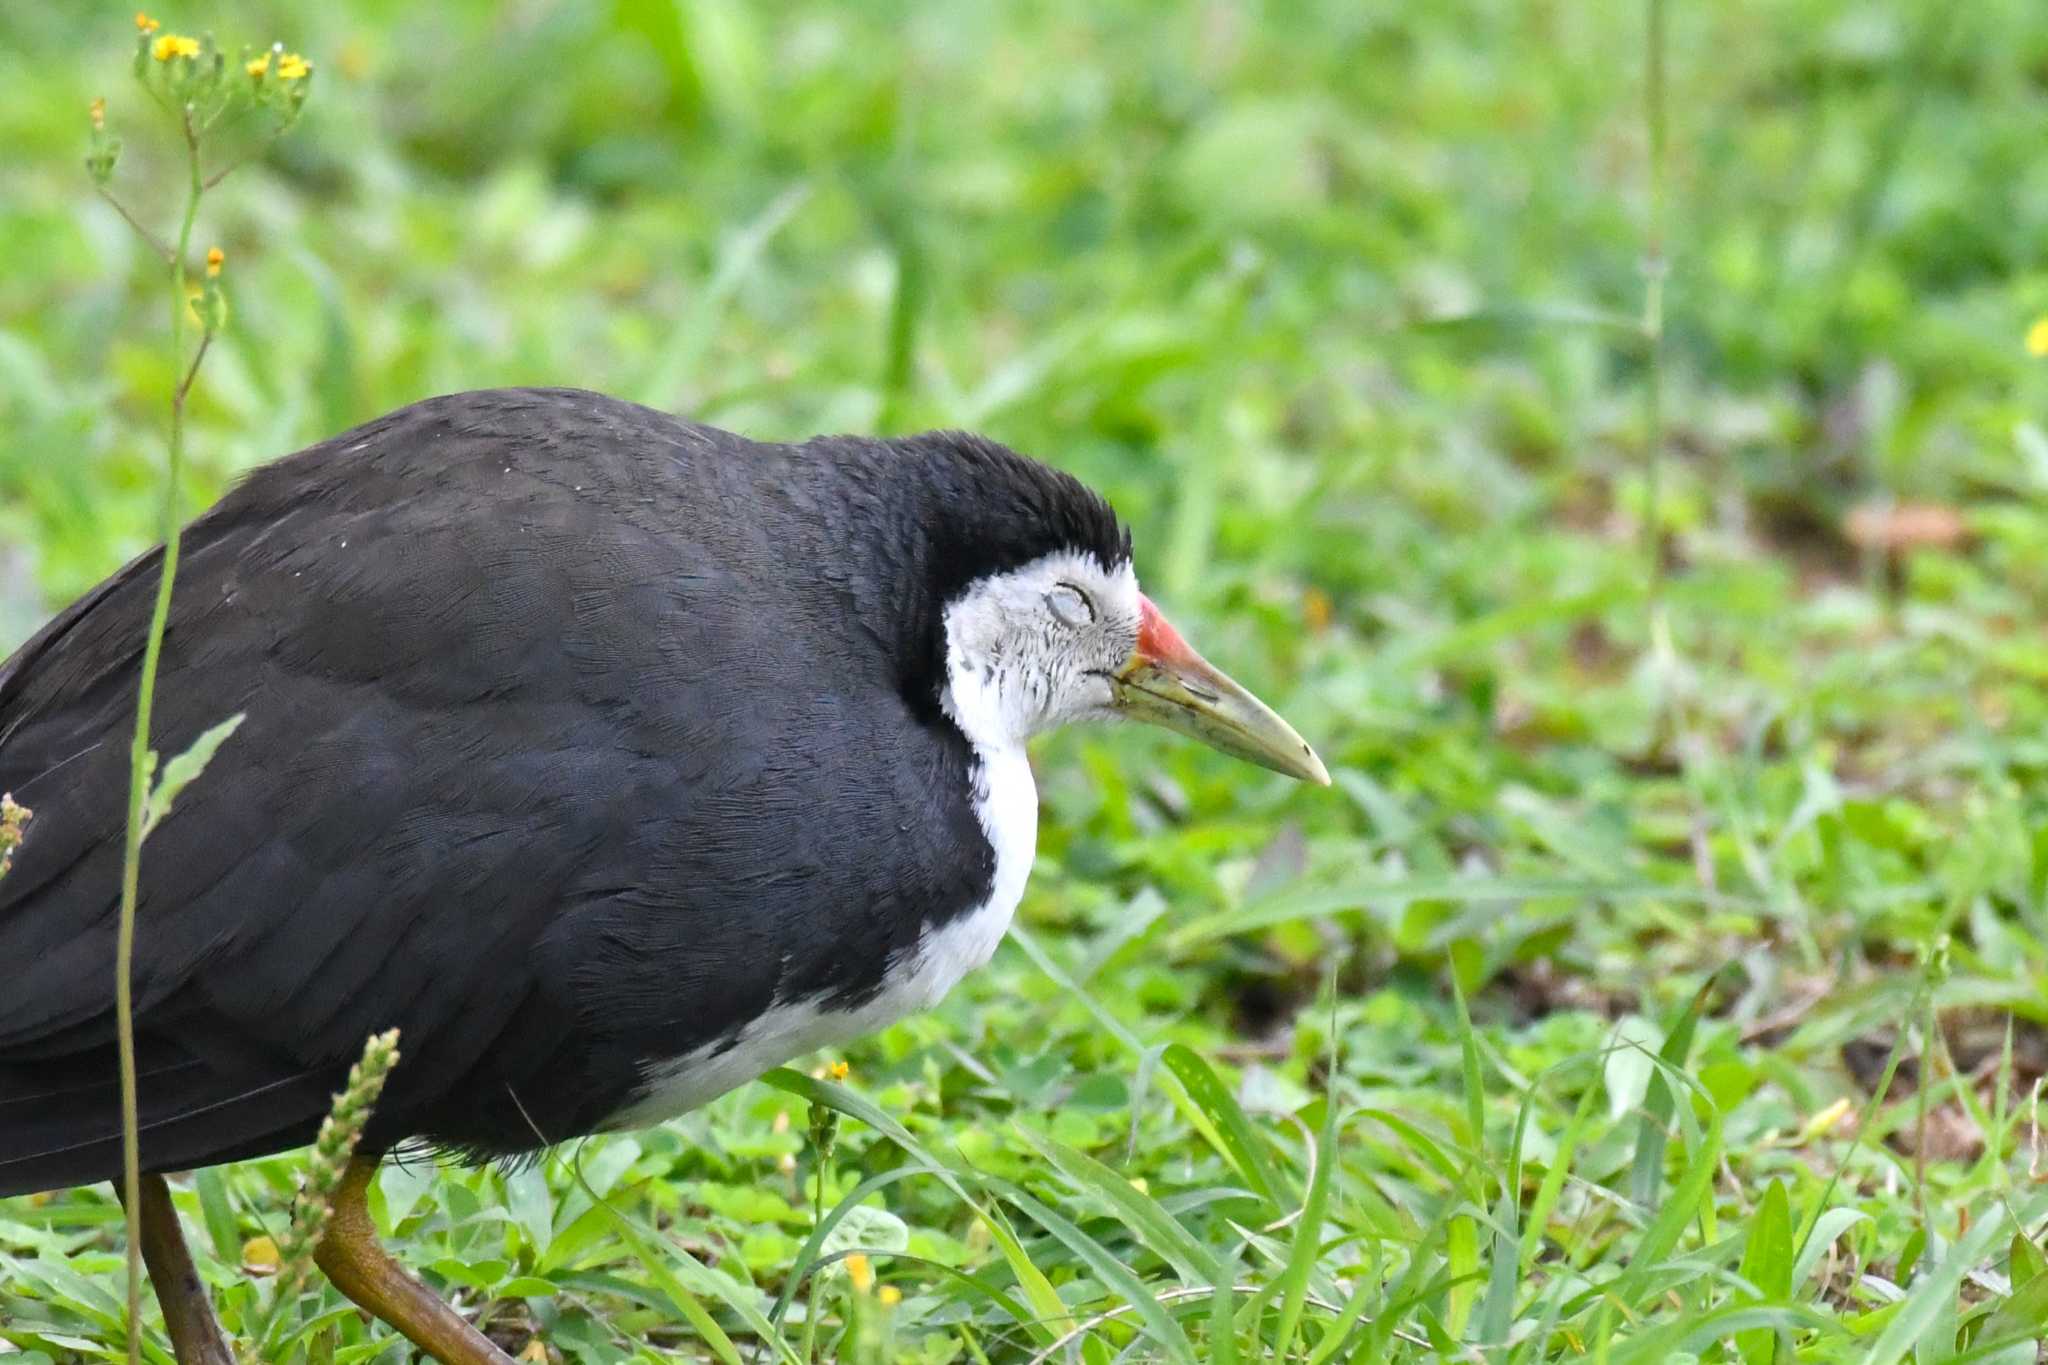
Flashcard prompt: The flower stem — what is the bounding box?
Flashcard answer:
[1640,0,1668,610]
[117,102,205,1365]
[92,185,174,264]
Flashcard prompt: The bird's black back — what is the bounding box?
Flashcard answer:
[0,387,1126,1192]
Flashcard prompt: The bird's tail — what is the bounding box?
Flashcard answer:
[0,1045,335,1197]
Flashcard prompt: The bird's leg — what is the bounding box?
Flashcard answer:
[313,1155,514,1365]
[122,1173,235,1365]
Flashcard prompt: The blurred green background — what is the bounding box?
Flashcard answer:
[7,2,2048,1361]
[6,1,2045,635]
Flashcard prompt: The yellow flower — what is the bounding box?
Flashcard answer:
[246,52,269,77]
[877,1285,902,1308]
[241,1234,280,1272]
[135,12,159,33]
[275,51,311,80]
[844,1253,873,1293]
[1797,1096,1855,1144]
[206,246,224,278]
[1301,585,1333,634]
[152,33,200,61]
[2028,317,2048,358]
[827,1060,849,1081]
[90,97,106,130]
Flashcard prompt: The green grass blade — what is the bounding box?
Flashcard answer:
[1270,1091,1339,1357]
[1628,978,1713,1209]
[759,1068,1069,1348]
[1791,1209,1872,1288]
[191,1168,240,1266]
[1451,973,1486,1159]
[1209,1259,1240,1365]
[593,1202,771,1365]
[1976,1256,2048,1351]
[2008,1228,2047,1288]
[1478,1186,1520,1347]
[1862,1191,2048,1365]
[1444,1212,1478,1341]
[1012,928,1261,1201]
[1017,1129,1225,1285]
[1523,1062,1601,1273]
[632,182,810,406]
[1167,879,1728,952]
[997,1186,1198,1364]
[1353,1107,1481,1201]
[1159,1044,1286,1211]
[1301,1260,1390,1365]
[1607,1304,1841,1365]
[768,1166,929,1331]
[1631,1097,1723,1271]
[1737,1179,1793,1365]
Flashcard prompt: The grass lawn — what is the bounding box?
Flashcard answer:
[6,1,2048,1360]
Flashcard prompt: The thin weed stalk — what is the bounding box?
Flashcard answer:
[93,22,312,1358]
[113,99,206,1361]
[277,1031,402,1288]
[1640,0,1670,613]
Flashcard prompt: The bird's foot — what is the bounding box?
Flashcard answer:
[313,1155,515,1365]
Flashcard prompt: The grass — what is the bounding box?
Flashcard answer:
[5,0,2048,1360]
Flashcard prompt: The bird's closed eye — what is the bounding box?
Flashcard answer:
[1046,583,1095,627]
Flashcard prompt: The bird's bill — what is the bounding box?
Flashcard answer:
[1110,596,1331,785]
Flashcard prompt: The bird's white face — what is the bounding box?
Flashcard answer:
[940,548,1143,750]
[940,546,1330,784]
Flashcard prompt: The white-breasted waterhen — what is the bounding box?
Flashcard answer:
[0,387,1326,1362]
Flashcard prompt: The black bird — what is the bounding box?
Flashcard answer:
[0,387,1326,1363]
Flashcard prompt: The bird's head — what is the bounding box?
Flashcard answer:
[907,432,1328,785]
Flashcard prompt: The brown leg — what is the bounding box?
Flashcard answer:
[125,1173,235,1365]
[314,1155,513,1365]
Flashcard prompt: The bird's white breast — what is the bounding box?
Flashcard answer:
[605,739,1036,1129]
